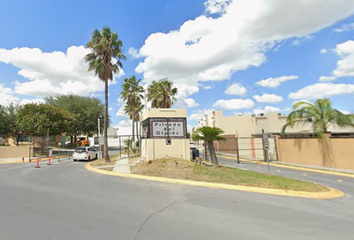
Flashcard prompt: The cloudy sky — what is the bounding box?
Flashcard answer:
[1,0,354,130]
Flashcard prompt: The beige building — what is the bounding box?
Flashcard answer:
[140,108,190,161]
[193,110,353,137]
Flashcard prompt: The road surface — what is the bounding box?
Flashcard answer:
[0,156,353,240]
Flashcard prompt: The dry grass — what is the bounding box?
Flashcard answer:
[131,158,329,192]
[90,154,119,167]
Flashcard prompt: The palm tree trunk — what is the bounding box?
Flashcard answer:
[136,120,139,142]
[208,141,219,168]
[104,79,110,162]
[132,118,135,145]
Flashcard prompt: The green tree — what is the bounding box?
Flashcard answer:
[147,78,178,108]
[46,94,105,141]
[282,98,354,137]
[121,76,144,141]
[0,105,9,136]
[0,101,24,145]
[16,103,73,136]
[192,126,225,168]
[84,26,126,162]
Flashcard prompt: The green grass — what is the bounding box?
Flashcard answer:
[131,158,329,192]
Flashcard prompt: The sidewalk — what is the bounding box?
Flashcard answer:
[112,154,131,174]
[217,152,354,175]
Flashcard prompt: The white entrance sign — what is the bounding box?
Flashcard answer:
[151,121,184,137]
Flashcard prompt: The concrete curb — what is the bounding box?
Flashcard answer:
[0,155,71,164]
[85,162,345,200]
[221,155,354,178]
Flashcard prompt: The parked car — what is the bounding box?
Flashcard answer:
[72,147,97,161]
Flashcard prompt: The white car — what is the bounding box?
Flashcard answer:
[72,147,97,161]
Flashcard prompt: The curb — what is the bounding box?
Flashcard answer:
[0,155,71,164]
[221,155,354,178]
[85,162,345,200]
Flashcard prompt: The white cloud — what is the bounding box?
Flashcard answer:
[319,40,354,81]
[213,99,254,110]
[184,98,199,108]
[175,84,199,107]
[115,120,132,128]
[20,98,45,105]
[293,99,310,104]
[224,83,247,95]
[204,0,232,14]
[128,47,141,59]
[289,83,354,99]
[320,48,328,54]
[116,105,128,117]
[256,75,298,88]
[253,106,281,114]
[290,35,314,46]
[0,46,125,98]
[334,22,354,32]
[0,84,18,106]
[189,109,214,121]
[253,93,283,103]
[134,0,354,95]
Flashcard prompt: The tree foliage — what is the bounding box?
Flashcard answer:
[84,26,126,162]
[192,126,225,168]
[46,94,105,138]
[16,103,73,136]
[121,75,144,141]
[0,101,24,145]
[282,98,354,137]
[147,78,177,108]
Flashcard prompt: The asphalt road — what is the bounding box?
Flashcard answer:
[1,156,353,240]
[218,155,354,197]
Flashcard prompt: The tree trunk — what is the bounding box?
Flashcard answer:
[132,118,135,146]
[136,120,139,142]
[104,79,111,163]
[207,141,219,168]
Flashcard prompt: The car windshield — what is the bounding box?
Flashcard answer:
[75,148,86,153]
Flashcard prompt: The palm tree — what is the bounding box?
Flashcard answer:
[84,26,126,162]
[282,98,354,137]
[192,126,225,168]
[121,76,144,141]
[147,78,178,108]
[123,98,144,143]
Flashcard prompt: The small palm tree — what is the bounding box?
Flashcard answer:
[147,78,177,108]
[192,126,225,168]
[123,98,144,142]
[282,98,354,137]
[121,76,144,141]
[84,26,126,162]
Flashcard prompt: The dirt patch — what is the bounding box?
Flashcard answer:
[130,158,329,192]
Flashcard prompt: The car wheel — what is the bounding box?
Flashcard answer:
[95,154,98,159]
[73,159,77,162]
[88,156,91,161]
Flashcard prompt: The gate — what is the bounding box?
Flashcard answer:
[215,135,278,162]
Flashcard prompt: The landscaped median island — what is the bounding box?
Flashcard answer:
[89,156,331,193]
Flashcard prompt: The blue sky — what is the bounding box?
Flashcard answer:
[1,0,354,130]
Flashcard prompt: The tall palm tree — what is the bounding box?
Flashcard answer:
[282,98,354,137]
[121,76,144,141]
[192,126,225,168]
[123,98,144,143]
[147,78,178,108]
[84,26,126,162]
